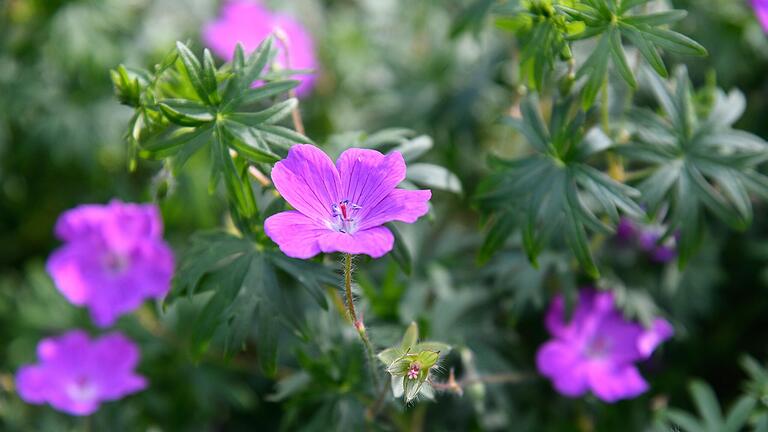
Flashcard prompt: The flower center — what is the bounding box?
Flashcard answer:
[330,200,362,234]
[103,252,129,275]
[407,362,421,380]
[585,335,611,359]
[66,376,99,403]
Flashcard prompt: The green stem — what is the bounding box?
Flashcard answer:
[342,254,381,392]
[343,253,358,323]
[602,79,625,182]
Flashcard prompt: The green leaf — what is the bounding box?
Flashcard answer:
[139,124,212,160]
[406,163,462,193]
[158,99,214,126]
[387,358,412,376]
[387,223,412,275]
[175,41,211,104]
[377,347,405,366]
[608,27,636,88]
[666,409,705,432]
[412,342,451,353]
[690,380,723,429]
[622,10,687,27]
[416,350,440,369]
[221,119,281,164]
[191,253,252,356]
[485,95,643,275]
[229,98,297,125]
[256,124,313,147]
[723,396,756,432]
[564,182,600,278]
[223,80,299,112]
[253,255,280,376]
[640,26,708,56]
[270,254,333,309]
[622,26,667,77]
[478,213,517,264]
[215,123,259,222]
[520,94,551,151]
[403,377,424,403]
[392,135,433,161]
[577,34,610,109]
[202,48,219,103]
[400,322,419,351]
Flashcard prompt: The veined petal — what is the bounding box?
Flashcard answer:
[317,226,394,258]
[336,149,406,219]
[264,211,329,259]
[358,189,431,230]
[271,145,342,223]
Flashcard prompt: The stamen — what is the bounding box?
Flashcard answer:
[407,362,420,380]
[330,200,363,234]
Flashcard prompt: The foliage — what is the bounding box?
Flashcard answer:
[2,0,768,430]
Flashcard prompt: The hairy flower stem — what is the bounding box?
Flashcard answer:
[343,254,381,391]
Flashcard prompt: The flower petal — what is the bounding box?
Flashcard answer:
[92,333,148,400]
[587,363,648,403]
[202,0,273,61]
[264,211,329,259]
[202,0,317,96]
[637,318,674,358]
[317,226,394,258]
[54,204,109,242]
[16,366,49,404]
[536,341,589,397]
[358,189,431,230]
[755,0,768,31]
[596,312,645,364]
[335,149,406,220]
[46,243,101,305]
[271,145,342,223]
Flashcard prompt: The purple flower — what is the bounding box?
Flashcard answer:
[46,201,174,327]
[264,144,431,259]
[615,217,677,263]
[536,288,673,403]
[753,0,768,32]
[203,0,318,97]
[16,330,147,416]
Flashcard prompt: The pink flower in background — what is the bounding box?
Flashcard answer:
[753,0,768,31]
[16,330,147,416]
[616,218,677,263]
[265,144,431,259]
[46,201,174,327]
[203,0,318,96]
[536,288,673,403]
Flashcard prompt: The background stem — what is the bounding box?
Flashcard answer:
[342,253,381,393]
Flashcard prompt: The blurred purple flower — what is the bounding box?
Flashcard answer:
[203,0,317,97]
[16,330,147,416]
[265,144,431,259]
[46,201,174,327]
[616,217,677,263]
[753,0,768,31]
[536,288,673,403]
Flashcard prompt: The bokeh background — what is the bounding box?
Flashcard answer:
[1,0,768,430]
